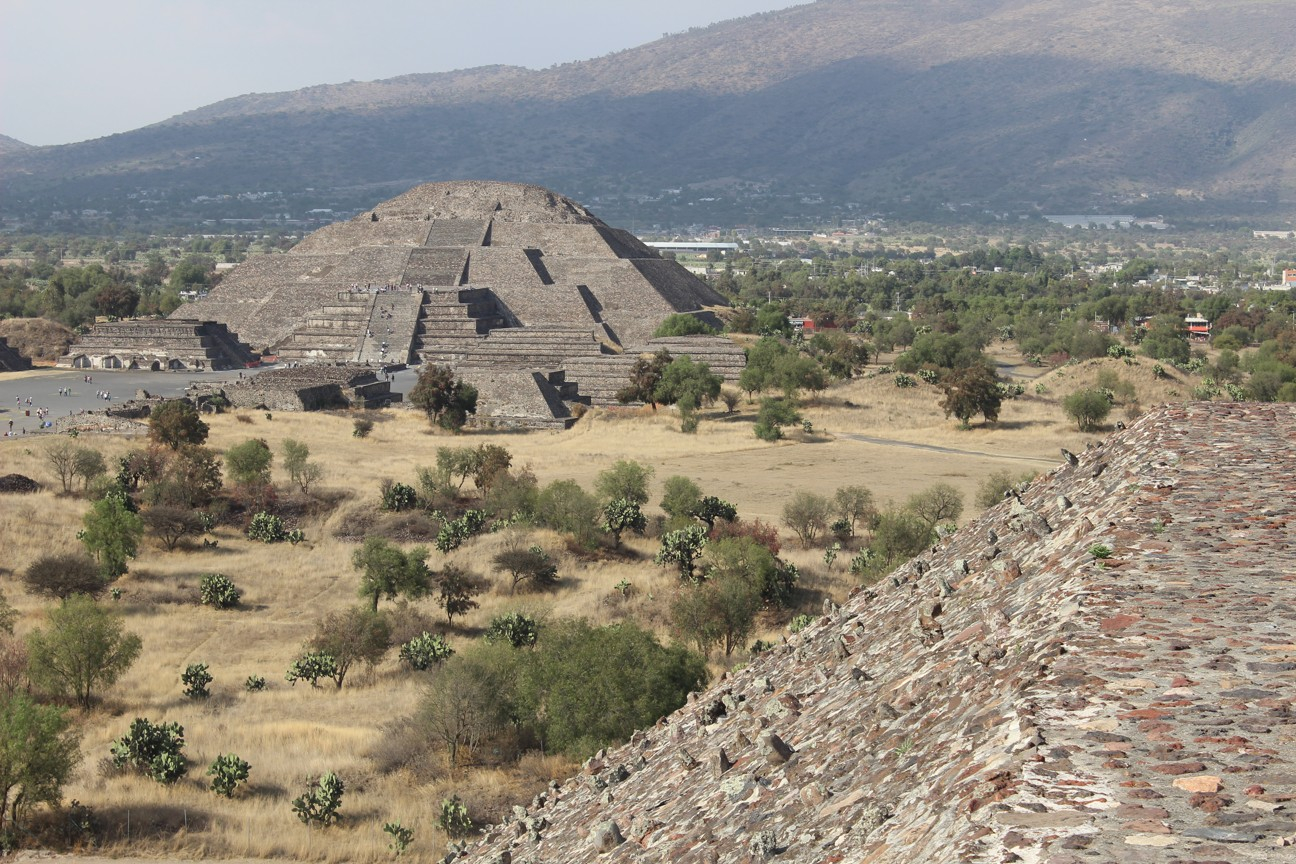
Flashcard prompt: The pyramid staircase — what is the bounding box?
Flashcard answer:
[413,287,508,363]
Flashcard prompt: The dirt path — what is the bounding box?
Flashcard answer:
[835,432,1059,464]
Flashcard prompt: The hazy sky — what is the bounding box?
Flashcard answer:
[0,0,796,147]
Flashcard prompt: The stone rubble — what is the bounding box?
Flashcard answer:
[458,402,1296,864]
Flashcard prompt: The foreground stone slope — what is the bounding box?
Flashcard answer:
[461,402,1296,863]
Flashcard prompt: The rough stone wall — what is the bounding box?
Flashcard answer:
[57,320,257,370]
[225,366,394,411]
[460,402,1296,864]
[0,336,32,371]
[454,366,573,429]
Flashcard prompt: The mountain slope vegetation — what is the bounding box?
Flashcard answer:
[3,0,1295,220]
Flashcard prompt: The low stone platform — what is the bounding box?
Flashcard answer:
[57,320,259,371]
[224,366,399,411]
[455,365,576,429]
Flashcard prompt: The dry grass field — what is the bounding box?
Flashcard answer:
[0,348,1208,861]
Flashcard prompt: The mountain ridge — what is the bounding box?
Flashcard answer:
[4,0,1296,222]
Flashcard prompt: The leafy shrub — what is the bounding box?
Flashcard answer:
[285,652,339,688]
[484,612,539,648]
[492,543,559,593]
[111,718,187,784]
[788,613,816,634]
[435,509,489,554]
[601,499,646,548]
[1061,389,1112,432]
[654,525,708,581]
[23,553,106,600]
[380,480,418,512]
[208,753,250,798]
[181,663,212,699]
[848,548,876,575]
[1088,543,1113,559]
[246,511,287,543]
[398,632,454,670]
[244,674,267,692]
[384,821,414,856]
[975,470,1035,509]
[438,795,474,838]
[893,373,918,388]
[292,772,344,827]
[352,418,374,438]
[199,573,241,608]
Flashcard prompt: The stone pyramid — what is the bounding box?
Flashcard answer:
[179,181,727,362]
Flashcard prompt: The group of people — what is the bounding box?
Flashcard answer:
[350,282,427,294]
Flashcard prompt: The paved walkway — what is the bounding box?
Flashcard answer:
[0,365,425,438]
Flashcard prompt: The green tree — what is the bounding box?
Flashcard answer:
[224,438,273,494]
[281,438,322,493]
[410,364,478,432]
[691,496,737,529]
[80,493,145,579]
[167,255,213,291]
[938,365,1003,426]
[307,607,391,689]
[703,535,795,607]
[616,349,673,408]
[755,304,793,337]
[671,572,762,657]
[659,476,702,520]
[654,356,723,431]
[434,446,479,491]
[71,447,107,491]
[739,336,790,396]
[492,540,559,593]
[782,490,832,547]
[536,480,602,548]
[1140,315,1190,364]
[602,498,647,549]
[1062,389,1112,432]
[867,509,933,571]
[975,470,1035,509]
[352,538,432,612]
[517,619,707,756]
[27,595,142,708]
[0,694,81,834]
[148,400,209,450]
[471,444,512,494]
[655,525,708,581]
[652,313,717,338]
[595,459,654,506]
[436,565,485,627]
[753,397,801,441]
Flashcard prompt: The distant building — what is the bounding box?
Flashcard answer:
[1184,316,1211,341]
[789,317,815,334]
[1283,269,1296,288]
